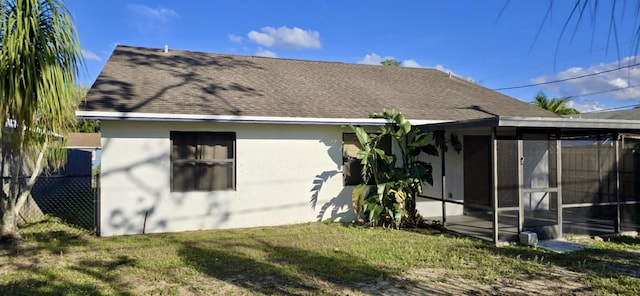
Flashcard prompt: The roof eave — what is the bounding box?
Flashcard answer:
[76,110,448,126]
[418,116,640,132]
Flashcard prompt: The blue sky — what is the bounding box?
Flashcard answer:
[67,0,640,113]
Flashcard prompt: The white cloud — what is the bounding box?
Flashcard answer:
[128,4,178,21]
[247,26,321,49]
[82,49,101,61]
[531,56,640,101]
[434,64,455,74]
[356,53,474,81]
[402,59,421,68]
[357,54,420,68]
[434,64,474,82]
[127,4,179,33]
[255,47,277,58]
[608,77,628,88]
[566,98,607,113]
[228,34,243,43]
[357,53,395,65]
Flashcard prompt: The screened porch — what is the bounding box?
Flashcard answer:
[418,116,640,244]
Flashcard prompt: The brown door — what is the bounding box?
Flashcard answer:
[464,136,491,213]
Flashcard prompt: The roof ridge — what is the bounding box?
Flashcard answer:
[83,45,559,121]
[113,44,447,72]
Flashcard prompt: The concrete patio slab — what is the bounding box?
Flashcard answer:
[537,239,596,253]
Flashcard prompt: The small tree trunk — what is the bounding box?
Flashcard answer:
[0,139,48,243]
[0,203,20,242]
[1,182,21,242]
[1,148,23,242]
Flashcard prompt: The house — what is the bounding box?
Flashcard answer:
[67,132,101,173]
[572,108,640,120]
[78,45,640,242]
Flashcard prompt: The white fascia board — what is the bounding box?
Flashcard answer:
[498,116,640,129]
[76,110,446,126]
[418,116,640,132]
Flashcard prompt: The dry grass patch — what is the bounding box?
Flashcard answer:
[0,220,639,295]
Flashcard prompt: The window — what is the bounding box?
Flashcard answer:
[343,133,391,186]
[170,131,235,192]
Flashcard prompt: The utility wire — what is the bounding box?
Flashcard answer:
[581,103,640,113]
[479,40,635,83]
[569,85,640,114]
[493,61,640,90]
[575,84,640,97]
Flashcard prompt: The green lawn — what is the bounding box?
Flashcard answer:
[1,219,639,295]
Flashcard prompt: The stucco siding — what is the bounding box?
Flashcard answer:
[99,121,356,236]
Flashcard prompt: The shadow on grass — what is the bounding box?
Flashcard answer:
[481,242,640,280]
[178,238,417,295]
[2,216,94,255]
[0,256,136,296]
[0,218,135,295]
[0,277,108,296]
[1,246,136,296]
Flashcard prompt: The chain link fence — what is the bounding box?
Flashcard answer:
[17,173,98,236]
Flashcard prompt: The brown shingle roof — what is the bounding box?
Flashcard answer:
[81,45,558,121]
[573,109,640,120]
[67,133,101,148]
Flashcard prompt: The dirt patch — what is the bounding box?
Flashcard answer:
[349,267,590,296]
[0,247,597,296]
[3,232,636,295]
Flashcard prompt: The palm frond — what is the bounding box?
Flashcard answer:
[0,0,82,168]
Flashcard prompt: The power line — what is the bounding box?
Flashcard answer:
[493,61,640,91]
[581,103,640,113]
[568,85,640,114]
[575,84,640,97]
[479,40,635,83]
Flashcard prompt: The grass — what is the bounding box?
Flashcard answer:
[0,220,639,295]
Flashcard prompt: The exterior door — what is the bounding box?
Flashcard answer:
[519,134,561,240]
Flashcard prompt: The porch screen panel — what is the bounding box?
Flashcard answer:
[561,136,615,205]
[620,136,640,232]
[520,136,560,240]
[445,136,494,242]
[522,139,557,190]
[600,137,616,203]
[561,134,617,237]
[496,139,519,242]
[497,140,518,208]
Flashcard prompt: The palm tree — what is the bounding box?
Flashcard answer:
[0,0,82,242]
[532,92,580,115]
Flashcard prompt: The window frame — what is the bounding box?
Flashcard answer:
[342,132,392,186]
[170,131,236,192]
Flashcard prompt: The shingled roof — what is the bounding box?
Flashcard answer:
[574,108,640,120]
[80,45,558,121]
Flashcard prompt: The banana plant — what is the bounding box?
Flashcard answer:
[351,109,446,228]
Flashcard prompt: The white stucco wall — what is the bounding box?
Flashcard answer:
[99,120,362,236]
